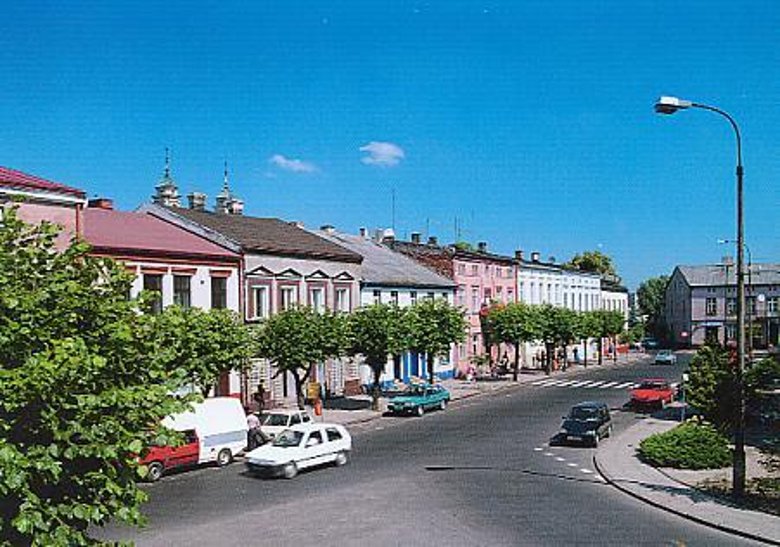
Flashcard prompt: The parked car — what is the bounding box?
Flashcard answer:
[641,338,659,350]
[629,378,675,410]
[387,383,450,416]
[261,409,312,438]
[140,397,248,482]
[245,423,352,479]
[552,401,612,447]
[654,350,678,366]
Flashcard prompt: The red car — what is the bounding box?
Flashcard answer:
[630,379,675,410]
[139,429,200,481]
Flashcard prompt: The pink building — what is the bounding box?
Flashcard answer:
[387,237,517,375]
[0,166,86,249]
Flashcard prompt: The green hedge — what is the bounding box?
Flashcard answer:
[638,422,732,469]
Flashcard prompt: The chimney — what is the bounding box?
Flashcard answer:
[515,249,524,261]
[722,255,734,266]
[531,251,540,262]
[548,256,556,264]
[187,192,207,211]
[477,241,487,253]
[289,221,304,229]
[411,232,421,244]
[427,235,438,246]
[359,227,368,238]
[87,197,114,210]
[320,224,335,234]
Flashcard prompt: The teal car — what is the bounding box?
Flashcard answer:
[387,384,450,417]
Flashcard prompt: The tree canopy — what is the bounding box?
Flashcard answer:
[486,302,540,380]
[565,250,618,279]
[636,275,669,339]
[0,207,192,545]
[256,306,349,408]
[407,298,467,384]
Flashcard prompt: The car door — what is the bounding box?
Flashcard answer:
[168,429,200,468]
[300,429,328,469]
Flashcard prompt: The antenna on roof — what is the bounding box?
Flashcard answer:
[164,147,171,178]
[391,187,396,231]
[223,160,230,191]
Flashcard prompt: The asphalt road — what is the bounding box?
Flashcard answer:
[101,353,762,546]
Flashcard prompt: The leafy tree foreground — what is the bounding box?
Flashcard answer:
[0,209,192,545]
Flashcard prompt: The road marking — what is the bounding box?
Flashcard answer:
[374,427,384,431]
[532,379,555,386]
[567,463,578,467]
[557,380,578,386]
[542,380,568,387]
[555,457,565,462]
[599,381,619,388]
[614,382,634,389]
[580,468,593,474]
[544,452,554,457]
[533,447,543,452]
[584,381,606,388]
[568,381,591,387]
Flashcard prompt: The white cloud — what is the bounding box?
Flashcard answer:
[268,154,318,173]
[359,141,405,167]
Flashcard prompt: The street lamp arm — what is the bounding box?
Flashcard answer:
[690,103,743,170]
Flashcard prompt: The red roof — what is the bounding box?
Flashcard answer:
[0,166,86,198]
[84,209,238,261]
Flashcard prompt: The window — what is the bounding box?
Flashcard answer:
[471,286,479,311]
[457,263,466,275]
[483,287,492,303]
[441,292,449,301]
[519,282,524,302]
[144,274,163,314]
[427,292,435,300]
[705,297,717,316]
[390,291,399,305]
[309,287,325,312]
[726,298,737,316]
[507,288,514,302]
[768,297,779,313]
[307,430,323,445]
[471,264,479,276]
[373,290,382,304]
[252,286,269,319]
[726,324,736,341]
[290,413,302,425]
[747,297,756,315]
[335,287,350,312]
[457,286,465,307]
[410,291,418,305]
[280,286,297,310]
[326,427,343,442]
[173,275,191,309]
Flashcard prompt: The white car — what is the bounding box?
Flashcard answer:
[245,423,352,479]
[260,409,312,438]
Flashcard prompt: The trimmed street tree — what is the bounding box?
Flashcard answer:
[256,306,349,409]
[637,275,669,340]
[347,304,410,410]
[575,311,598,367]
[686,345,737,432]
[589,309,626,365]
[407,298,467,384]
[0,208,191,545]
[536,305,579,373]
[487,303,540,381]
[152,306,256,396]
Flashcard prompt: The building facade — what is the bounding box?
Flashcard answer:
[0,166,86,249]
[665,261,780,348]
[316,227,458,385]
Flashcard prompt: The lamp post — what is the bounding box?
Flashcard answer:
[718,238,753,355]
[655,96,746,497]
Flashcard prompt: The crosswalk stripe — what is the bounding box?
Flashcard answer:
[614,382,634,389]
[542,380,567,387]
[568,381,591,387]
[557,380,578,387]
[584,381,606,388]
[531,380,551,386]
[599,381,619,388]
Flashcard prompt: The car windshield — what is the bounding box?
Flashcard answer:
[404,386,426,396]
[639,381,667,390]
[272,430,303,447]
[658,351,671,356]
[263,413,290,427]
[569,407,599,420]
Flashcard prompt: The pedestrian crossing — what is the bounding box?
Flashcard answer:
[530,378,647,390]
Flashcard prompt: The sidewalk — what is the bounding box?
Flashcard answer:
[316,351,648,427]
[594,418,780,545]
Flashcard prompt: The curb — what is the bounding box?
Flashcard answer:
[593,452,780,546]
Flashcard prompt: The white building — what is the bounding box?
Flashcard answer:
[316,227,458,385]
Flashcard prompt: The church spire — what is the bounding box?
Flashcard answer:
[215,160,244,215]
[153,147,181,207]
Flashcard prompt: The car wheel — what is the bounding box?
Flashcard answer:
[216,448,232,467]
[439,399,447,411]
[146,461,164,482]
[606,425,613,438]
[282,462,298,479]
[416,405,424,417]
[592,433,599,448]
[334,451,348,467]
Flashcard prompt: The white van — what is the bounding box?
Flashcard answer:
[141,397,248,481]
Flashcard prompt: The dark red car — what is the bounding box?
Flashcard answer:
[138,429,200,481]
[630,379,675,410]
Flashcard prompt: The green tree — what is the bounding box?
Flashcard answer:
[536,305,579,374]
[407,298,467,384]
[637,275,669,339]
[565,250,618,278]
[256,307,349,409]
[487,302,540,381]
[0,207,191,545]
[153,306,256,396]
[686,345,737,432]
[588,309,625,365]
[347,304,410,410]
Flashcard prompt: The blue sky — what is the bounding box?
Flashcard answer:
[2,1,778,289]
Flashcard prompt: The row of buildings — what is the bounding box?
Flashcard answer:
[1,163,629,406]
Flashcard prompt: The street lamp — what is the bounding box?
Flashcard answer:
[655,95,747,498]
[718,238,754,355]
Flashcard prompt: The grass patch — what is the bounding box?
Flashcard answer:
[638,422,732,469]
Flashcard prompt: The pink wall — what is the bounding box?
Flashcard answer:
[14,201,82,250]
